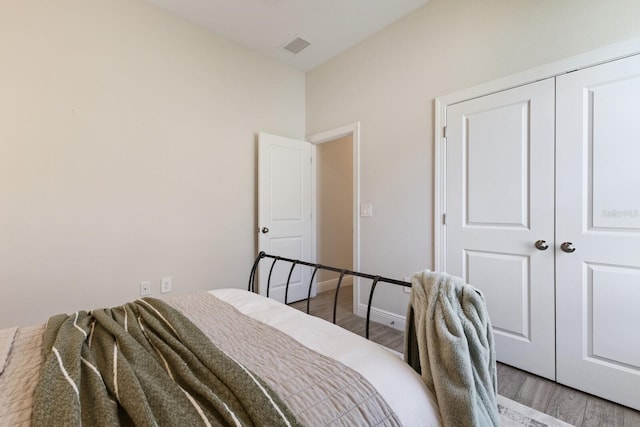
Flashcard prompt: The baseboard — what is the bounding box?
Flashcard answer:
[317,276,353,293]
[356,303,406,332]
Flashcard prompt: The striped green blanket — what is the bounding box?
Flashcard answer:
[32,297,300,426]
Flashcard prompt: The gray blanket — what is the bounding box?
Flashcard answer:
[1,292,399,426]
[405,270,499,427]
[32,297,300,426]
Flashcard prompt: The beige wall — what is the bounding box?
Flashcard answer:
[306,0,640,315]
[317,135,353,284]
[4,0,640,328]
[0,0,305,328]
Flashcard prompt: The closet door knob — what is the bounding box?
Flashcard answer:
[535,240,549,250]
[560,242,576,253]
[261,227,270,234]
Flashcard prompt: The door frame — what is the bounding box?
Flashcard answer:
[434,37,640,271]
[307,122,361,314]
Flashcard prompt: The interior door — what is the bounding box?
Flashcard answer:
[556,54,640,410]
[445,79,556,379]
[258,132,312,303]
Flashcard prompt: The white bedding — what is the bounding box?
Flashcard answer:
[210,288,441,427]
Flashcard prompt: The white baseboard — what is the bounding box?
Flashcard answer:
[356,303,406,332]
[317,276,353,293]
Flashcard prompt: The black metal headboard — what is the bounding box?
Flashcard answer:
[248,251,411,339]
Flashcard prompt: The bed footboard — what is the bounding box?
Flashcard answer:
[248,251,411,339]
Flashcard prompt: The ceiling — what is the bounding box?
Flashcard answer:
[145,0,429,71]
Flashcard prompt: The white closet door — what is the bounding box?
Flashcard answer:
[446,79,556,379]
[556,54,640,410]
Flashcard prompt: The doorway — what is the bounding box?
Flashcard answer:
[316,134,353,291]
[308,122,360,314]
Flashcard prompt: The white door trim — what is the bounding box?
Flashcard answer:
[434,37,640,271]
[307,122,361,314]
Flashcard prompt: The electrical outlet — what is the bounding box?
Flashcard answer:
[161,277,172,294]
[140,280,151,296]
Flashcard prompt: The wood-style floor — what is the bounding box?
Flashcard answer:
[289,286,640,427]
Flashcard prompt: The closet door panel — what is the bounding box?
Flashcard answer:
[556,53,640,411]
[591,78,640,230]
[466,102,530,227]
[446,79,556,379]
[466,251,530,340]
[590,265,640,367]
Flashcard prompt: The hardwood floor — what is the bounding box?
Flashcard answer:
[289,286,640,427]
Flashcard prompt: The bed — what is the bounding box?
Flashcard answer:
[0,252,496,426]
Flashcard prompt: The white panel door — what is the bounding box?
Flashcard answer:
[556,54,640,410]
[446,79,556,379]
[258,133,312,303]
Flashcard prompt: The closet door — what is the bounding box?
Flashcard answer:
[556,54,640,410]
[445,79,556,379]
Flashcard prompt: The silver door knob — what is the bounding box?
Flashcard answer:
[535,240,549,250]
[560,242,576,253]
[261,227,269,234]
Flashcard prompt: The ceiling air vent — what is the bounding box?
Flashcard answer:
[282,36,311,55]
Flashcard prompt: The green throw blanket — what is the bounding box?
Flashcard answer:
[405,270,499,427]
[33,297,300,427]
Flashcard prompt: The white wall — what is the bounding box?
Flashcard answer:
[0,0,305,328]
[306,0,640,315]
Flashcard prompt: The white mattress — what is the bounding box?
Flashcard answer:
[210,288,441,427]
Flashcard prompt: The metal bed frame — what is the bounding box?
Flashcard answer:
[248,251,411,339]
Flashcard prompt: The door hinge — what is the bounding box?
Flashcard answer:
[443,126,447,138]
[442,213,446,225]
